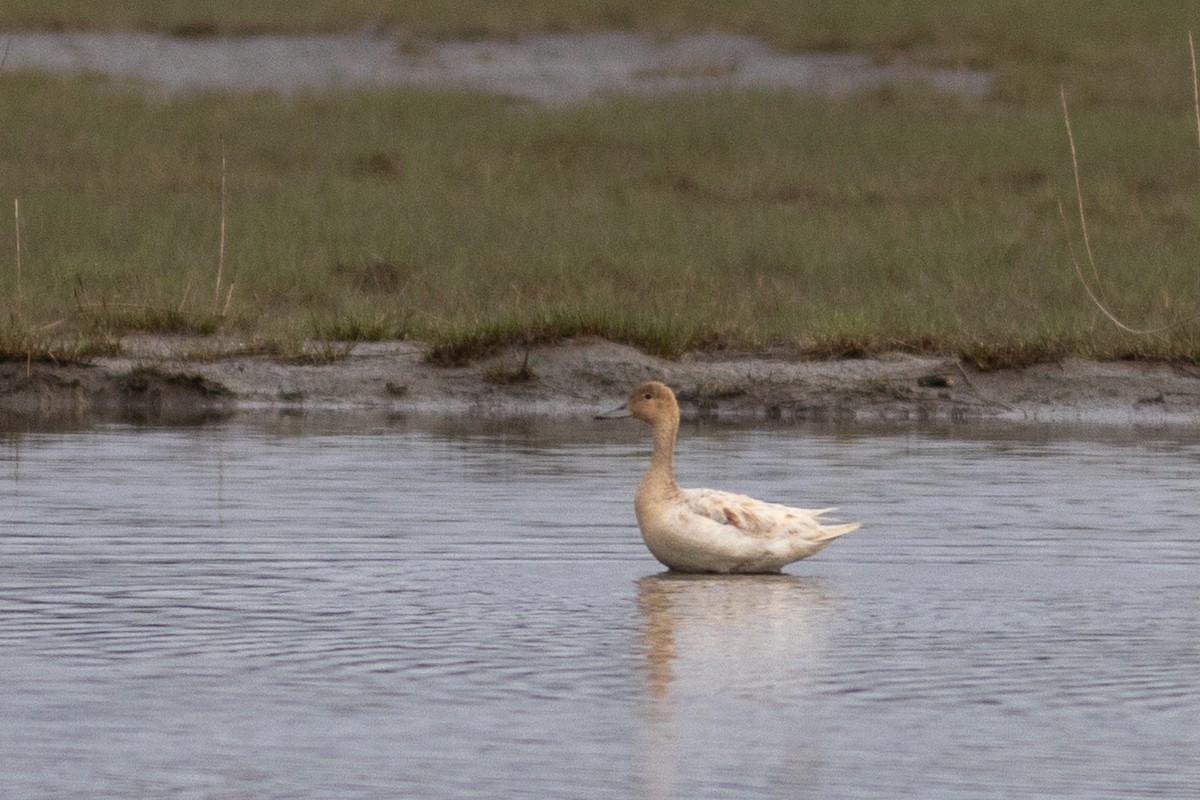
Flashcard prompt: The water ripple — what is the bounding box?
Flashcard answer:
[1,419,1198,799]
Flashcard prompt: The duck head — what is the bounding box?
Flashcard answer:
[597,381,680,428]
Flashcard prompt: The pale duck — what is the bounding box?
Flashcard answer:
[598,381,860,573]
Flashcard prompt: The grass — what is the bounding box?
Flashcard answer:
[2,5,1200,366]
[0,317,118,364]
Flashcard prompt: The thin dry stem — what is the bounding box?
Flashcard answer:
[1058,87,1180,338]
[178,277,194,312]
[13,198,21,308]
[1059,88,1102,287]
[1191,32,1200,163]
[1055,201,1172,339]
[31,318,66,333]
[213,147,228,314]
[77,301,170,311]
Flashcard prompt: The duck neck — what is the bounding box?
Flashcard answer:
[642,418,680,495]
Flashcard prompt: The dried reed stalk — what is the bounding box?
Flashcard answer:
[1057,89,1163,335]
[1191,32,1200,162]
[213,147,228,315]
[1058,66,1199,338]
[13,198,20,307]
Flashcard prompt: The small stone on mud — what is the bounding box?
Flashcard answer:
[917,374,956,388]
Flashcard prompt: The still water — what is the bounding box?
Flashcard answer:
[1,414,1197,799]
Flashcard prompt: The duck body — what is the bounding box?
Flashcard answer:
[601,381,860,574]
[637,483,859,574]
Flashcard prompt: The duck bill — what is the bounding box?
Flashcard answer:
[595,403,632,420]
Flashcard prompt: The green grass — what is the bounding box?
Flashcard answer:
[3,5,1200,365]
[0,316,118,364]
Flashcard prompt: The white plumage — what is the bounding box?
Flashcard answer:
[599,381,860,573]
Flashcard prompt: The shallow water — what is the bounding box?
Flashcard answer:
[0,415,1197,799]
[2,31,993,102]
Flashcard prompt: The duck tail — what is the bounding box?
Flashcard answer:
[813,510,862,543]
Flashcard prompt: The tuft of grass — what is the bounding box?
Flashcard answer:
[421,311,731,367]
[0,318,119,365]
[279,340,358,365]
[79,304,223,337]
[790,333,945,361]
[959,339,1068,371]
[309,311,406,343]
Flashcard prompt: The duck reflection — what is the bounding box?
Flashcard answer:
[635,573,835,799]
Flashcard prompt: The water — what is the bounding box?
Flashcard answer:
[1,414,1197,799]
[1,31,993,102]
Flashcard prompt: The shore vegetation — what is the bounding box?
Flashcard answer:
[2,4,1200,365]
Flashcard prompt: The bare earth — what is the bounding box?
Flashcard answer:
[3,336,1199,425]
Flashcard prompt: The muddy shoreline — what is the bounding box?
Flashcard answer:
[3,336,1198,426]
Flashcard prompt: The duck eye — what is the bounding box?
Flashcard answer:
[643,392,653,399]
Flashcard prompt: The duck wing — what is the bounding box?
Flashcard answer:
[680,487,856,543]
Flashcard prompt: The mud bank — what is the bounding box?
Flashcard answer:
[2,337,1198,425]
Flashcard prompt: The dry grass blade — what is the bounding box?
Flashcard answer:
[13,198,21,310]
[1053,200,1168,338]
[1058,87,1102,288]
[213,147,228,315]
[1191,32,1200,161]
[1057,86,1192,338]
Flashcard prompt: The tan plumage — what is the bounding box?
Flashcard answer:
[598,381,860,573]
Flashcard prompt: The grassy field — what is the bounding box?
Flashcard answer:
[2,3,1200,364]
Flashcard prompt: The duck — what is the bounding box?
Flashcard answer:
[597,380,860,573]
